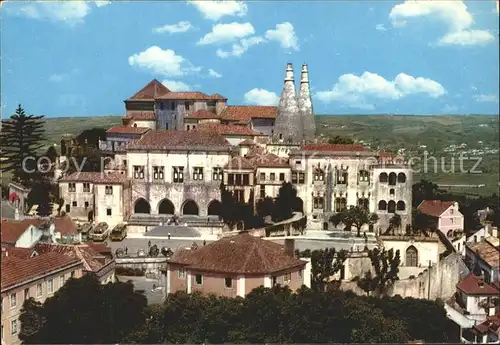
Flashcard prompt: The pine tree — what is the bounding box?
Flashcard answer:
[1,105,46,186]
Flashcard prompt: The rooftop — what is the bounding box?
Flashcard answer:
[456,274,499,295]
[127,79,170,101]
[1,251,81,290]
[169,233,306,275]
[126,130,231,151]
[473,314,500,336]
[417,200,456,217]
[59,171,128,185]
[195,123,263,136]
[124,111,156,121]
[106,126,151,135]
[301,144,368,152]
[1,219,46,244]
[186,109,219,119]
[157,91,213,100]
[220,106,277,122]
[468,237,500,268]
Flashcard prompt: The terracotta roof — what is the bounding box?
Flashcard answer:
[473,314,500,335]
[467,239,500,269]
[225,156,255,170]
[124,111,156,121]
[1,245,31,259]
[302,144,367,152]
[1,251,81,290]
[127,79,170,101]
[157,91,212,100]
[239,139,256,146]
[1,219,46,244]
[456,274,499,295]
[417,200,455,217]
[59,172,128,185]
[220,106,277,121]
[126,130,231,151]
[252,153,289,168]
[32,243,112,273]
[53,215,78,236]
[106,126,151,135]
[169,233,306,275]
[194,123,263,136]
[245,145,267,158]
[186,110,220,119]
[210,93,227,100]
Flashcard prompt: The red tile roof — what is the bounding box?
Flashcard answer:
[1,251,81,290]
[106,126,151,135]
[1,245,31,259]
[210,93,227,100]
[53,215,78,236]
[1,219,46,244]
[59,172,128,185]
[467,239,500,269]
[194,123,263,136]
[127,79,170,101]
[169,233,306,275]
[124,111,156,121]
[239,139,256,146]
[157,91,212,100]
[252,153,289,168]
[126,130,231,151]
[456,274,499,295]
[220,106,277,122]
[417,200,455,217]
[473,314,500,335]
[186,110,220,119]
[302,144,367,152]
[225,156,255,170]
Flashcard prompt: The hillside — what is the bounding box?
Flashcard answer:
[29,114,500,196]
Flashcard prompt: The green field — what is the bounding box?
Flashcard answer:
[6,114,500,196]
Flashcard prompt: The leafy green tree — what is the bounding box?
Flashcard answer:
[219,183,239,230]
[412,179,445,208]
[328,135,355,144]
[329,212,345,228]
[0,105,46,186]
[272,182,299,222]
[342,206,379,237]
[309,248,347,291]
[357,248,401,297]
[19,274,147,344]
[27,181,53,217]
[256,196,274,219]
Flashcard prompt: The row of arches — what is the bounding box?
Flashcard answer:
[133,198,222,216]
[379,172,406,185]
[378,200,406,213]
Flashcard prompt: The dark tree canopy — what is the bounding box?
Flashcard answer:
[1,105,46,186]
[357,248,401,297]
[328,135,355,144]
[272,182,300,222]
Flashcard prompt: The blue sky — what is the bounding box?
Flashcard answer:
[1,0,499,117]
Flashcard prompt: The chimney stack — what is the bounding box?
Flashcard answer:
[298,63,316,143]
[285,63,294,82]
[284,238,295,258]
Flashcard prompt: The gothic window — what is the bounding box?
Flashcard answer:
[173,167,184,183]
[313,197,324,210]
[397,201,406,211]
[153,166,164,180]
[388,172,397,186]
[358,170,369,183]
[133,166,145,179]
[388,200,396,213]
[379,173,388,183]
[193,167,204,181]
[398,173,407,183]
[406,246,418,267]
[314,169,324,182]
[212,167,223,181]
[105,186,113,195]
[335,197,347,212]
[336,170,348,184]
[378,200,387,211]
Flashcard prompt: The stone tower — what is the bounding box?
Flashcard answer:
[273,63,302,144]
[298,64,316,142]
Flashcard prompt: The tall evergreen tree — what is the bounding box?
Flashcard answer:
[1,105,46,186]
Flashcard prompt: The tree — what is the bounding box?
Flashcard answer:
[342,206,379,237]
[19,274,147,344]
[0,105,46,186]
[272,182,299,222]
[329,212,345,228]
[385,214,402,235]
[414,209,437,232]
[412,179,445,208]
[27,181,53,217]
[309,248,347,291]
[357,248,401,297]
[256,197,275,220]
[219,183,240,230]
[328,136,354,144]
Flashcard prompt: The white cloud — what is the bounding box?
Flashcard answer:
[475,94,499,103]
[162,80,192,92]
[216,36,265,58]
[188,0,247,21]
[48,69,79,83]
[442,104,459,113]
[154,21,193,34]
[243,88,279,106]
[208,69,222,78]
[265,22,299,50]
[315,72,446,109]
[4,1,108,25]
[198,22,254,45]
[128,46,201,77]
[375,24,387,32]
[438,30,494,46]
[389,1,494,46]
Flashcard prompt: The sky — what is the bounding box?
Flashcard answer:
[1,0,499,118]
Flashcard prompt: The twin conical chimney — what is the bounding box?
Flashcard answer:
[273,63,302,143]
[298,63,316,142]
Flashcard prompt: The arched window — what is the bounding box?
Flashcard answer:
[335,197,347,212]
[358,170,369,183]
[182,200,199,215]
[396,201,406,211]
[207,200,222,216]
[388,172,397,186]
[397,173,406,183]
[378,200,387,211]
[406,246,418,267]
[158,199,175,215]
[379,173,388,183]
[313,197,325,210]
[388,200,396,213]
[323,222,329,230]
[134,198,151,214]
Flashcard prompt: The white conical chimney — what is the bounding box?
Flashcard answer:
[298,63,316,143]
